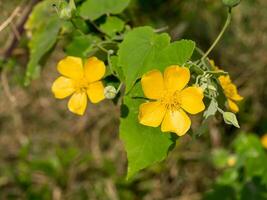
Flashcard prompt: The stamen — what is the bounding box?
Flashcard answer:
[160,91,181,111]
[74,77,90,92]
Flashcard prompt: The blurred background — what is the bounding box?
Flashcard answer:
[0,0,267,199]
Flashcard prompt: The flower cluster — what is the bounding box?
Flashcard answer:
[51,56,242,136]
[210,60,243,113]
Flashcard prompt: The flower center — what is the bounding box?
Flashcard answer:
[74,77,90,92]
[160,91,181,111]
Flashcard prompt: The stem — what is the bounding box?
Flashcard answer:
[116,82,123,93]
[95,43,109,53]
[217,107,224,114]
[201,9,232,60]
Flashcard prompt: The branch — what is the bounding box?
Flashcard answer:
[1,0,40,61]
[0,7,21,32]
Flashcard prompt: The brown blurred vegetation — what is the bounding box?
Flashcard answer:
[0,0,267,199]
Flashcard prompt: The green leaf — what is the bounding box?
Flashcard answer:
[25,0,57,32]
[24,17,62,86]
[100,16,125,37]
[158,39,196,69]
[79,0,130,20]
[118,26,170,92]
[24,0,62,86]
[65,34,100,57]
[217,169,238,185]
[222,112,240,128]
[233,134,267,179]
[117,26,195,93]
[204,99,218,119]
[120,83,175,179]
[212,149,230,169]
[203,185,236,200]
[110,55,125,81]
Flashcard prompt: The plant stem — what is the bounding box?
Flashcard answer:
[116,82,123,93]
[201,9,232,60]
[95,43,109,53]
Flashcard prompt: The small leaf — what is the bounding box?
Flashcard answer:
[79,0,130,20]
[24,17,62,86]
[223,112,240,128]
[158,39,195,70]
[204,99,218,119]
[217,169,238,185]
[65,35,100,57]
[120,83,175,179]
[110,55,124,81]
[212,149,230,169]
[100,16,125,37]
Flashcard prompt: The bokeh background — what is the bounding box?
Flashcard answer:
[0,0,267,199]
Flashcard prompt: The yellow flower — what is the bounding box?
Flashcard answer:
[138,65,205,136]
[51,56,106,115]
[209,59,243,113]
[261,134,267,149]
[218,75,243,113]
[227,155,237,167]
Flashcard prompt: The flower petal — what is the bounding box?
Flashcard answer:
[231,93,243,101]
[161,109,191,136]
[180,86,205,114]
[57,56,84,79]
[51,76,75,99]
[261,134,267,149]
[164,65,190,92]
[228,99,239,113]
[87,81,105,103]
[68,92,87,115]
[218,75,231,86]
[228,85,243,101]
[141,70,164,99]
[138,101,166,127]
[84,57,106,83]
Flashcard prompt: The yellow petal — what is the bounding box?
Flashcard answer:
[84,57,106,83]
[161,109,191,136]
[231,93,243,101]
[51,76,75,99]
[164,65,190,92]
[68,92,87,115]
[138,101,166,127]
[141,70,164,99]
[229,85,243,101]
[87,81,105,103]
[261,134,267,149]
[57,56,84,79]
[218,75,231,86]
[180,86,205,114]
[209,59,223,72]
[227,99,239,113]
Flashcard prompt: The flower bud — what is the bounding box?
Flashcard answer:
[223,111,240,128]
[59,6,72,20]
[104,86,117,99]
